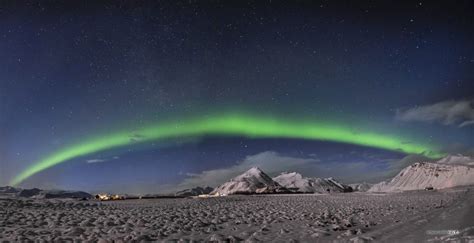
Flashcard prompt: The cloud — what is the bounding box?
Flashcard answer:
[129,133,146,143]
[85,156,120,164]
[396,99,474,128]
[86,159,106,163]
[460,120,474,128]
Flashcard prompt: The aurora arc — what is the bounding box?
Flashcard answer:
[11,113,442,186]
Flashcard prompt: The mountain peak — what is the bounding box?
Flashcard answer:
[211,167,287,195]
[245,167,264,174]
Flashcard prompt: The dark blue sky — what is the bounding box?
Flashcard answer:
[1,1,473,192]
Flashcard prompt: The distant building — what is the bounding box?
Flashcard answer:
[95,193,124,201]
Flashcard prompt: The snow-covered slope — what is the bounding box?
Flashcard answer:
[272,172,314,192]
[436,154,474,166]
[211,167,288,195]
[349,182,372,192]
[273,172,353,193]
[325,177,353,192]
[369,162,474,192]
[368,181,389,192]
[175,186,214,197]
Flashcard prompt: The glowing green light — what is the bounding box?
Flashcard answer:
[11,112,442,185]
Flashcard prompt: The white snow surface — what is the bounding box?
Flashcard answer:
[271,172,313,192]
[211,167,286,195]
[369,161,474,192]
[273,172,352,193]
[349,183,372,192]
[436,154,474,166]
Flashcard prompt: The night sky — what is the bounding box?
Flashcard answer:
[1,1,473,193]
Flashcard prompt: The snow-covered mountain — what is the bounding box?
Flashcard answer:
[349,182,372,192]
[175,186,214,197]
[17,188,92,199]
[272,172,313,192]
[436,154,474,166]
[369,161,474,192]
[273,172,353,193]
[0,186,20,194]
[211,167,288,195]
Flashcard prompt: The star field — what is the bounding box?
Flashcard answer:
[1,1,473,192]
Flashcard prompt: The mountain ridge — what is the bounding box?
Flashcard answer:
[211,167,289,195]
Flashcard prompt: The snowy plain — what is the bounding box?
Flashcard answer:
[1,187,473,242]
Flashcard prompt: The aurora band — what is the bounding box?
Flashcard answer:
[10,113,442,185]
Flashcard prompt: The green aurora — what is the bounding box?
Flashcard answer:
[10,113,443,186]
